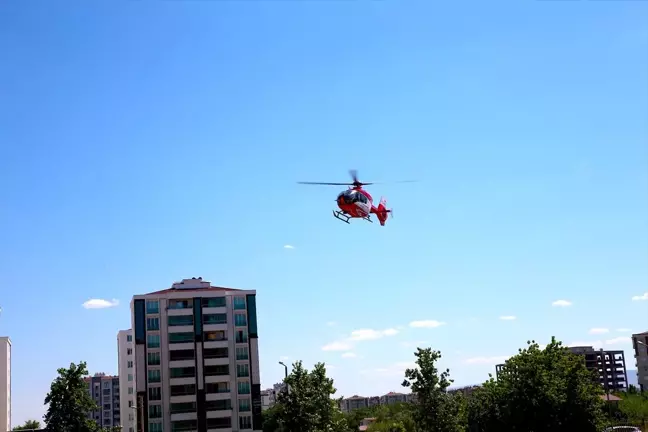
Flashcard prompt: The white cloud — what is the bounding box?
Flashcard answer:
[631,292,648,301]
[348,328,399,341]
[589,328,609,335]
[605,336,630,345]
[82,298,119,309]
[616,328,632,333]
[552,299,572,307]
[499,316,516,321]
[409,320,446,328]
[321,341,353,352]
[463,355,510,365]
[283,244,295,249]
[326,321,337,327]
[279,356,290,361]
[341,352,357,359]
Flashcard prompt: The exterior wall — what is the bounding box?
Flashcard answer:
[85,374,121,428]
[632,331,648,392]
[131,278,262,432]
[0,337,11,432]
[118,329,136,432]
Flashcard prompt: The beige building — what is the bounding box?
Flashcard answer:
[632,331,648,392]
[117,329,136,432]
[131,277,261,432]
[0,337,10,432]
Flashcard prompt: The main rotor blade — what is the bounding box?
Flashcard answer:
[349,169,359,184]
[297,181,356,186]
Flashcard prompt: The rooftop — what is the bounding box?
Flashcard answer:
[142,277,244,295]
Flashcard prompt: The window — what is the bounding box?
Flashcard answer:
[127,374,133,382]
[127,334,132,342]
[204,347,228,359]
[147,352,161,366]
[246,294,258,337]
[147,334,160,348]
[168,299,192,309]
[204,331,226,341]
[103,388,111,395]
[205,382,230,393]
[149,387,161,401]
[170,402,196,414]
[128,387,133,395]
[104,381,110,388]
[236,329,248,343]
[147,317,160,331]
[203,313,227,324]
[170,384,195,397]
[171,420,197,432]
[134,299,146,344]
[128,400,133,408]
[202,297,226,308]
[240,416,252,430]
[239,398,251,412]
[127,348,132,355]
[236,364,249,378]
[233,296,246,310]
[149,404,162,419]
[127,360,133,368]
[169,332,194,343]
[146,300,160,314]
[148,423,162,432]
[238,381,251,394]
[204,365,229,376]
[205,399,231,411]
[169,349,194,361]
[170,367,195,378]
[103,404,111,410]
[168,315,193,326]
[234,313,247,327]
[206,417,232,429]
[236,346,249,360]
[148,369,161,383]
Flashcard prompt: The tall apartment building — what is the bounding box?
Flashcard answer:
[568,346,628,391]
[85,373,121,428]
[0,337,11,432]
[118,329,136,432]
[131,277,262,432]
[632,331,648,392]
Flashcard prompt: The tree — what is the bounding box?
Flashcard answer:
[272,361,348,432]
[366,403,416,432]
[44,361,100,432]
[467,337,608,432]
[618,393,648,426]
[401,347,465,432]
[13,420,41,430]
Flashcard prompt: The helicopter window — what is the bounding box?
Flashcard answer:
[355,193,368,204]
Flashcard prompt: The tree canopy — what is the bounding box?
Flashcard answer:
[12,419,41,430]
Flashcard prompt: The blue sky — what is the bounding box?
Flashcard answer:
[1,0,647,425]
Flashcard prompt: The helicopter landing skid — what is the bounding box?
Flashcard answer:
[332,210,372,224]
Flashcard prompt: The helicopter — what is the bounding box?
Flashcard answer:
[298,170,413,226]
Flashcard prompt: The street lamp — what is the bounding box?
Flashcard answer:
[278,361,288,379]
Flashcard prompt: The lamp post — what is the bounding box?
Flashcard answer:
[279,361,289,396]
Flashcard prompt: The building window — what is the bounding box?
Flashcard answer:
[128,400,133,408]
[239,398,251,412]
[147,352,161,366]
[238,381,251,394]
[170,402,196,414]
[240,416,252,430]
[205,382,230,394]
[148,369,161,383]
[148,404,162,419]
[147,334,160,348]
[204,347,228,359]
[170,367,195,378]
[236,346,249,360]
[168,315,193,326]
[236,329,248,343]
[171,420,197,431]
[127,374,133,382]
[128,387,133,395]
[205,399,232,411]
[234,313,247,327]
[147,317,160,331]
[204,330,227,341]
[127,348,132,355]
[202,297,226,308]
[206,418,232,429]
[169,349,194,361]
[204,365,229,376]
[126,334,132,342]
[168,299,192,310]
[203,313,227,324]
[233,296,246,310]
[170,384,196,396]
[148,423,162,432]
[127,360,133,368]
[236,364,249,378]
[169,332,194,343]
[148,387,161,401]
[146,301,160,314]
[246,294,258,337]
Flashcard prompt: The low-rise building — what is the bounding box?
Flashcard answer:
[85,373,121,429]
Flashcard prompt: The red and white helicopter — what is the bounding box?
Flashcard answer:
[298,170,413,226]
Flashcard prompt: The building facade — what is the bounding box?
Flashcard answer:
[131,277,262,432]
[118,329,136,432]
[0,337,10,432]
[568,346,628,391]
[85,373,121,428]
[632,331,648,392]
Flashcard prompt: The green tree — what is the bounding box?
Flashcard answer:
[401,347,465,432]
[12,419,41,430]
[366,402,416,432]
[273,361,348,432]
[44,361,100,432]
[619,393,648,426]
[467,337,608,432]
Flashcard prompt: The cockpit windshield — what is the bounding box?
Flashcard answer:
[338,190,368,205]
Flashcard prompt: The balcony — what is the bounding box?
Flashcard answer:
[170,377,197,386]
[205,358,230,367]
[170,412,198,422]
[206,409,233,418]
[170,394,197,404]
[170,360,195,369]
[205,375,231,384]
[204,340,228,349]
[168,325,194,333]
[169,343,195,351]
[204,324,228,332]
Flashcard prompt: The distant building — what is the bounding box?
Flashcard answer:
[0,337,10,432]
[340,395,370,412]
[632,331,648,392]
[117,329,136,432]
[339,392,414,412]
[568,346,628,391]
[85,373,121,429]
[380,392,408,405]
[359,417,376,431]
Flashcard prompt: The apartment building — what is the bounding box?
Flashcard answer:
[568,346,628,391]
[0,337,10,432]
[85,373,121,428]
[118,329,136,432]
[339,393,411,413]
[131,277,262,432]
[632,331,648,392]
